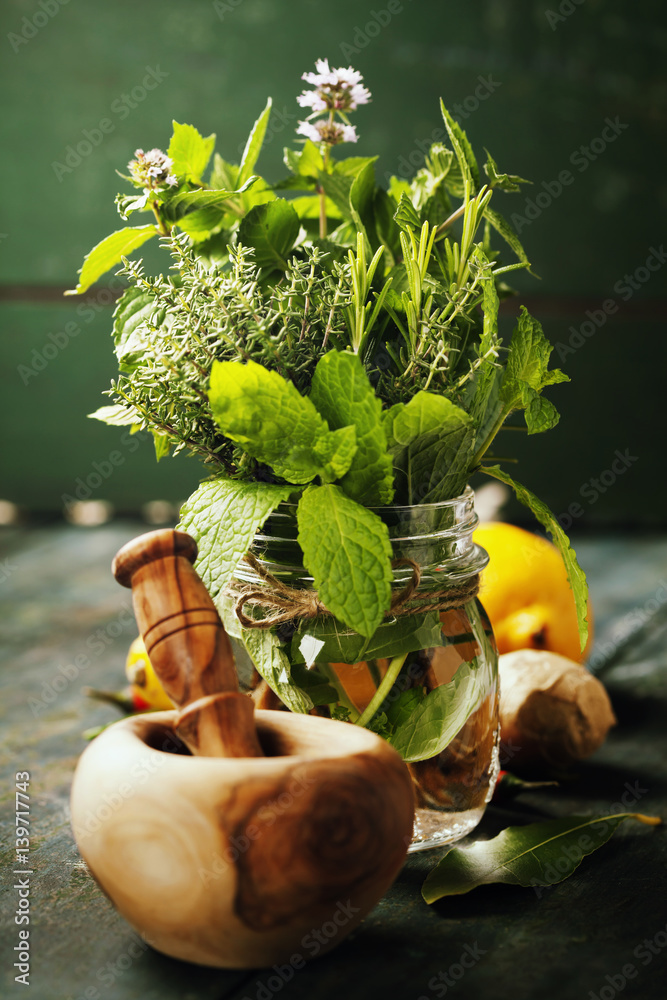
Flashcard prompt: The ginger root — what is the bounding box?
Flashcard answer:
[499,649,616,769]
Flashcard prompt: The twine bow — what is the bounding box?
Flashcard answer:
[228,551,479,631]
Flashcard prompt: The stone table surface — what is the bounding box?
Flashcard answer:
[1,524,666,1000]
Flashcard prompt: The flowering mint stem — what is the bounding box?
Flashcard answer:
[151,200,169,237]
[355,651,409,728]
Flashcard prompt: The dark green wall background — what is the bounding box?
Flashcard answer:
[1,0,665,521]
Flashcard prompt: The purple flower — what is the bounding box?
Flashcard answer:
[297,58,371,114]
[128,148,178,192]
[296,120,358,146]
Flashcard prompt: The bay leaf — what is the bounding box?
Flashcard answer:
[422,812,661,903]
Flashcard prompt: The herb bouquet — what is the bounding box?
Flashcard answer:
[69,60,589,846]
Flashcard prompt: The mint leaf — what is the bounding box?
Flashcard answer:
[310,351,394,505]
[389,658,486,762]
[291,611,442,666]
[349,159,377,238]
[238,98,272,186]
[499,307,569,432]
[483,149,531,193]
[383,391,473,503]
[88,404,139,426]
[284,139,324,178]
[242,629,313,714]
[209,359,357,484]
[65,225,156,295]
[422,813,661,902]
[176,205,227,241]
[167,122,216,183]
[384,687,426,733]
[481,465,590,651]
[523,387,560,434]
[297,484,393,637]
[112,287,157,372]
[500,307,569,410]
[177,477,295,607]
[209,153,239,190]
[152,431,171,461]
[439,101,480,189]
[394,191,423,232]
[317,171,354,220]
[238,199,300,271]
[483,205,532,271]
[169,182,258,212]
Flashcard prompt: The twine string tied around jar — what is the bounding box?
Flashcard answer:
[229,552,480,630]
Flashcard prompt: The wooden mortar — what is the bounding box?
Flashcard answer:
[70,530,414,968]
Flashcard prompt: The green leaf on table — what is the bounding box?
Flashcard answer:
[499,306,569,416]
[310,351,394,505]
[389,658,485,762]
[112,287,157,372]
[422,813,662,902]
[177,477,295,608]
[297,484,393,637]
[209,359,357,484]
[480,465,590,650]
[238,199,300,270]
[167,122,216,183]
[238,98,272,186]
[383,391,473,504]
[65,225,157,295]
[242,629,313,714]
[291,610,442,667]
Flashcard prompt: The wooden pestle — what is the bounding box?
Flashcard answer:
[112,529,263,759]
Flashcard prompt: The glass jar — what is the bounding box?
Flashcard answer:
[229,486,499,852]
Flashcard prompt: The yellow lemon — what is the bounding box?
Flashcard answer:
[473,522,593,663]
[125,636,174,711]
